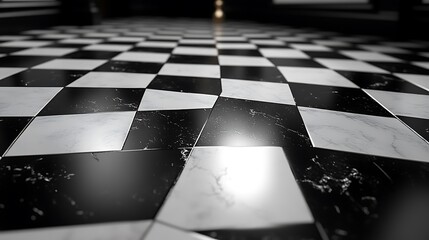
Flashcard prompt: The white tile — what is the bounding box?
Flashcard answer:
[216,43,257,49]
[0,40,52,48]
[250,39,285,46]
[150,35,182,40]
[278,67,359,88]
[299,107,429,163]
[68,72,155,88]
[0,35,31,41]
[180,39,216,45]
[22,30,59,35]
[276,36,307,42]
[113,52,170,63]
[381,42,424,49]
[395,73,429,91]
[358,45,410,54]
[290,44,332,52]
[33,59,107,70]
[12,48,77,57]
[315,59,388,73]
[173,47,218,56]
[219,56,274,67]
[157,147,314,230]
[259,49,309,59]
[124,32,153,37]
[83,44,133,52]
[365,90,429,119]
[340,51,402,62]
[84,32,119,38]
[0,87,61,117]
[413,62,429,70]
[159,63,220,78]
[0,67,26,80]
[108,37,145,42]
[136,41,177,48]
[0,221,151,240]
[59,38,104,45]
[420,52,429,58]
[313,40,351,47]
[144,223,215,240]
[139,89,217,111]
[221,79,295,105]
[6,111,135,156]
[39,34,78,39]
[215,36,247,41]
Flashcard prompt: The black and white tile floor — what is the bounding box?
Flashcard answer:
[0,18,428,240]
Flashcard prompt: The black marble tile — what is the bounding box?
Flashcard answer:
[305,51,352,59]
[369,62,429,75]
[399,116,429,142]
[38,88,144,116]
[95,61,163,74]
[197,97,312,147]
[64,50,120,59]
[198,224,323,240]
[269,58,325,68]
[285,147,429,240]
[289,83,393,117]
[221,66,287,83]
[0,56,53,68]
[386,53,429,62]
[123,109,211,150]
[0,69,87,87]
[147,75,221,95]
[167,55,219,64]
[218,49,262,56]
[337,71,429,95]
[0,149,188,230]
[0,117,31,156]
[177,43,216,48]
[129,47,173,53]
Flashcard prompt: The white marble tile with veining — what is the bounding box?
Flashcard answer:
[144,223,216,240]
[68,72,155,88]
[315,59,388,73]
[299,107,429,163]
[33,59,107,70]
[278,67,358,88]
[159,63,220,78]
[259,49,309,59]
[365,89,429,119]
[113,52,170,63]
[219,56,274,67]
[6,111,135,156]
[139,89,218,111]
[172,47,218,56]
[0,87,61,117]
[157,147,314,230]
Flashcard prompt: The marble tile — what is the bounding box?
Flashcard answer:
[399,116,429,141]
[0,41,52,48]
[39,34,78,39]
[365,90,429,119]
[340,51,402,62]
[6,111,135,156]
[218,56,274,67]
[315,59,388,73]
[59,38,104,45]
[179,39,216,45]
[95,61,163,74]
[279,67,358,88]
[157,147,314,230]
[0,221,151,240]
[172,47,218,56]
[136,41,178,48]
[250,39,285,46]
[139,89,217,111]
[84,32,119,38]
[0,69,86,87]
[0,56,53,68]
[83,44,133,52]
[0,67,26,80]
[413,62,429,70]
[290,44,332,52]
[113,52,170,63]
[221,66,286,83]
[108,37,145,42]
[221,78,295,105]
[358,45,410,54]
[395,73,429,91]
[64,50,120,60]
[147,75,221,95]
[298,107,429,162]
[159,63,220,78]
[33,59,107,70]
[313,40,351,47]
[12,48,77,57]
[259,49,309,59]
[216,36,247,41]
[0,117,31,156]
[216,43,257,50]
[0,36,31,41]
[145,223,215,240]
[0,87,61,117]
[68,72,155,88]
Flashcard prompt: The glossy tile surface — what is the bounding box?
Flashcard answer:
[0,17,429,240]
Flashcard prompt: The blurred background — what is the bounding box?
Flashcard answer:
[0,0,428,38]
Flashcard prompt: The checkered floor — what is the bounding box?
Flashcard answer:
[0,17,429,240]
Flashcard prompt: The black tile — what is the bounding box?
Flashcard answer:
[64,51,120,59]
[0,47,25,54]
[289,83,393,117]
[218,49,262,56]
[178,43,216,48]
[129,47,173,53]
[386,53,429,62]
[95,61,163,74]
[199,224,323,240]
[0,56,53,67]
[369,62,429,75]
[305,51,352,59]
[147,75,221,95]
[269,58,325,68]
[38,88,144,116]
[0,117,31,156]
[399,116,429,142]
[0,150,188,230]
[0,69,87,87]
[123,109,211,150]
[285,147,429,240]
[167,55,219,64]
[197,97,312,147]
[338,71,429,95]
[221,66,287,83]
